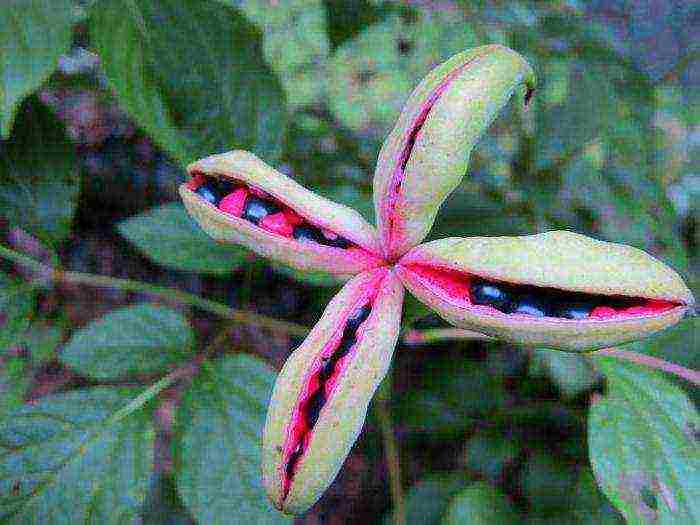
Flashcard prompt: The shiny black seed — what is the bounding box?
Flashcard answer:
[285,443,303,478]
[512,295,549,317]
[214,179,235,195]
[321,234,351,249]
[554,300,596,319]
[470,281,512,311]
[345,305,371,332]
[305,390,326,428]
[335,335,356,359]
[318,357,336,380]
[195,182,221,205]
[293,225,325,243]
[609,296,636,309]
[242,196,279,224]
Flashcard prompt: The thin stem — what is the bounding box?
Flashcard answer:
[109,367,188,424]
[0,244,309,337]
[374,372,405,525]
[592,348,700,386]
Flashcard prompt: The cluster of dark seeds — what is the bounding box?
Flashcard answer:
[293,226,351,248]
[285,443,303,480]
[305,304,372,429]
[195,178,353,249]
[469,279,634,319]
[285,304,373,482]
[241,196,279,224]
[194,178,234,205]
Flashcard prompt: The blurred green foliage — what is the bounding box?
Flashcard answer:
[0,1,697,523]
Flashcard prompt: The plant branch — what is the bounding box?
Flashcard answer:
[374,372,405,525]
[592,348,700,386]
[0,244,309,337]
[109,366,192,424]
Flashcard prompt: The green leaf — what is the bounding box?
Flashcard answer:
[328,11,481,134]
[530,348,601,399]
[0,1,74,137]
[568,469,624,525]
[0,272,34,351]
[589,357,700,524]
[401,293,434,328]
[324,0,384,50]
[384,473,470,525]
[0,356,28,419]
[0,98,79,244]
[174,354,290,524]
[464,429,521,483]
[428,185,533,241]
[319,184,375,224]
[61,303,193,379]
[21,323,62,364]
[624,317,699,372]
[228,0,330,108]
[521,451,579,515]
[559,155,689,272]
[442,482,519,524]
[91,0,287,167]
[0,387,154,523]
[118,202,247,275]
[394,355,505,436]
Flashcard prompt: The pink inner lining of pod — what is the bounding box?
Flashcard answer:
[280,270,387,500]
[187,174,385,266]
[402,263,678,320]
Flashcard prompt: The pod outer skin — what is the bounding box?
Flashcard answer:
[180,150,385,279]
[373,45,536,260]
[262,268,404,514]
[397,231,694,351]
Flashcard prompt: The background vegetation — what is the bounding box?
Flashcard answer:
[0,1,697,523]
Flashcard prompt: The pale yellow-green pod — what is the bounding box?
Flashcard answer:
[397,231,694,352]
[262,267,404,514]
[373,45,536,260]
[180,150,385,280]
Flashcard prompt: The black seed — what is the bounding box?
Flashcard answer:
[470,281,512,311]
[609,295,636,309]
[554,300,596,319]
[242,196,279,224]
[285,443,302,478]
[346,305,371,332]
[335,335,356,359]
[512,295,549,317]
[214,179,235,195]
[305,390,326,428]
[195,182,221,205]
[293,225,325,243]
[318,357,336,380]
[322,235,351,249]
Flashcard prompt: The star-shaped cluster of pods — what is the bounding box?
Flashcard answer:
[179,45,694,514]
